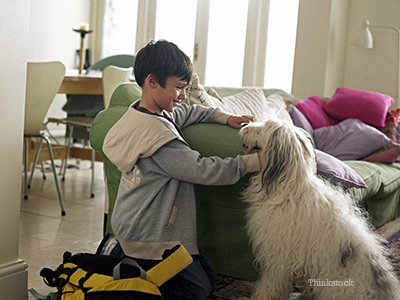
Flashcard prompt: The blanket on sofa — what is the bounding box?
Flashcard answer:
[292,87,400,164]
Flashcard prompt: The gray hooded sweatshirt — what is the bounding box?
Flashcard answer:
[103,101,260,260]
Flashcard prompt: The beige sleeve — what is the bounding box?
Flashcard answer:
[241,153,261,174]
[212,110,232,124]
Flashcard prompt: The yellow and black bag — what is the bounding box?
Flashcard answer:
[35,244,193,300]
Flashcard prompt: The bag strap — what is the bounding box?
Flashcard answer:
[28,288,57,300]
[113,258,147,281]
[146,244,193,286]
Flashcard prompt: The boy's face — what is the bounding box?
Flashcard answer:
[153,76,189,113]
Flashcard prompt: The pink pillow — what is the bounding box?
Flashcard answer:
[323,87,394,128]
[295,95,338,129]
[361,143,400,163]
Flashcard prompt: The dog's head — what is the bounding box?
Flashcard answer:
[240,122,265,155]
[240,118,316,194]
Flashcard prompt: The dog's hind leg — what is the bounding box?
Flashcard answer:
[252,268,292,300]
[368,253,400,299]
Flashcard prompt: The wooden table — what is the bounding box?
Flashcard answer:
[28,72,133,165]
[26,73,135,168]
[58,74,104,95]
[58,73,135,95]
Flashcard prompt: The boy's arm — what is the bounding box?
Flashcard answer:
[150,139,260,186]
[172,103,231,129]
[172,103,256,129]
[226,115,256,129]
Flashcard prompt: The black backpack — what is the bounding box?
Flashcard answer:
[31,244,193,300]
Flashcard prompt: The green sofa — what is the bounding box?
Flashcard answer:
[90,83,400,281]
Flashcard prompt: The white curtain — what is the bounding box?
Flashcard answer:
[89,0,106,64]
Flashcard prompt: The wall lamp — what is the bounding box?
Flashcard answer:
[352,19,400,104]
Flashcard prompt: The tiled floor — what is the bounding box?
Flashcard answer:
[20,159,106,298]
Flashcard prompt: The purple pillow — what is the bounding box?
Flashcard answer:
[295,95,338,129]
[316,149,367,189]
[323,87,394,128]
[313,119,392,160]
[288,105,314,140]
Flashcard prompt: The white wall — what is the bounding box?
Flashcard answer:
[0,1,30,299]
[344,0,400,107]
[324,0,350,97]
[27,0,91,67]
[292,0,350,98]
[28,0,91,135]
[292,0,400,108]
[0,1,91,298]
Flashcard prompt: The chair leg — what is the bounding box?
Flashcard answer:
[91,148,95,198]
[40,162,46,180]
[61,125,74,181]
[42,134,66,216]
[28,137,43,189]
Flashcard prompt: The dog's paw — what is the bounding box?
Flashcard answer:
[239,281,255,297]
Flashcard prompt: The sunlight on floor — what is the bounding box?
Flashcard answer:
[20,159,105,299]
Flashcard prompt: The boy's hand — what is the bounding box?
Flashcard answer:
[227,115,256,129]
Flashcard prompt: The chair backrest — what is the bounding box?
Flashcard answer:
[86,54,135,73]
[24,61,66,135]
[102,65,133,109]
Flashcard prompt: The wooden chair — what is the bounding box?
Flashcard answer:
[24,61,66,216]
[47,66,133,198]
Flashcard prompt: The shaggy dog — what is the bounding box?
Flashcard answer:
[239,118,400,300]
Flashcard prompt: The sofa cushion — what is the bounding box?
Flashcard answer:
[344,160,400,228]
[184,73,223,107]
[345,161,400,198]
[315,150,367,189]
[373,162,400,196]
[343,161,382,200]
[220,88,271,119]
[313,119,392,160]
[288,105,314,139]
[211,86,292,99]
[361,143,400,164]
[323,87,394,128]
[295,95,337,129]
[220,90,293,123]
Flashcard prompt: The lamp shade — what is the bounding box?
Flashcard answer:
[352,20,373,48]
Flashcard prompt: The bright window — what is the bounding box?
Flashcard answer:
[205,0,248,87]
[101,0,299,91]
[102,0,138,58]
[155,0,198,60]
[264,0,299,93]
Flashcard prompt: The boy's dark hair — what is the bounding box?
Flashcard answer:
[134,40,193,88]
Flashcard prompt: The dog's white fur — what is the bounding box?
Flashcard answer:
[239,118,400,300]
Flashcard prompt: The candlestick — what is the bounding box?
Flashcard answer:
[73,28,93,74]
[79,22,89,31]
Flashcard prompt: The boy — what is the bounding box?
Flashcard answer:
[103,40,261,300]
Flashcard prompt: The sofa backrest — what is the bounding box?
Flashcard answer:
[208,86,292,99]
